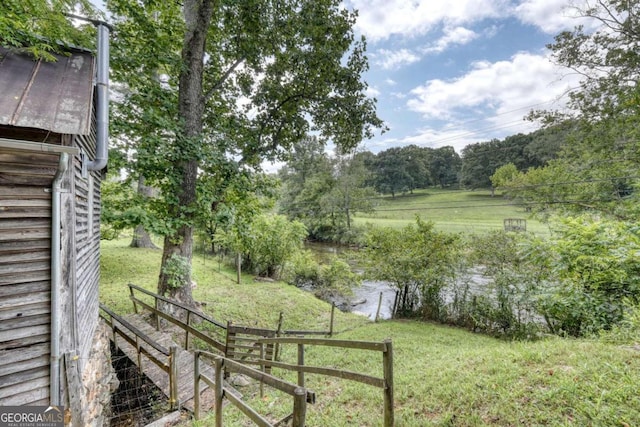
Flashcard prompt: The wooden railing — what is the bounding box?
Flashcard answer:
[127,283,336,356]
[194,337,394,426]
[128,283,227,353]
[256,337,394,426]
[124,284,392,424]
[194,350,315,427]
[99,303,179,409]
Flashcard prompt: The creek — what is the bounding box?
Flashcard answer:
[304,242,396,320]
[303,242,496,321]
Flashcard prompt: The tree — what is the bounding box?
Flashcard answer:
[244,214,307,279]
[0,0,97,59]
[360,218,462,319]
[107,0,384,305]
[371,147,415,197]
[460,140,500,189]
[278,139,376,241]
[516,0,640,219]
[329,151,377,230]
[278,136,335,238]
[490,163,519,191]
[536,217,640,336]
[429,146,461,188]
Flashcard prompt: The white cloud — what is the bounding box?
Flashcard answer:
[423,26,479,54]
[385,78,397,86]
[346,0,511,42]
[346,1,597,43]
[366,85,381,98]
[407,52,577,123]
[373,48,421,70]
[514,0,581,33]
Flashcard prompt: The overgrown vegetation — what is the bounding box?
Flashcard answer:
[100,239,640,426]
[357,215,640,339]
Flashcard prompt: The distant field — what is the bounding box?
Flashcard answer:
[355,188,550,235]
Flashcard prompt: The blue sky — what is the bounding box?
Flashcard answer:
[345,0,591,155]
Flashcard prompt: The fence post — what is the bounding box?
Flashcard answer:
[154,297,160,330]
[185,311,191,349]
[259,343,265,398]
[329,303,335,337]
[224,321,233,379]
[292,387,307,427]
[297,343,305,387]
[375,292,383,323]
[169,346,179,410]
[391,291,399,318]
[129,286,138,314]
[194,351,200,420]
[111,321,117,348]
[383,339,394,427]
[275,312,284,361]
[135,336,142,370]
[215,357,224,427]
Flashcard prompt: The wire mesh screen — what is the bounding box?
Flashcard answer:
[109,343,170,427]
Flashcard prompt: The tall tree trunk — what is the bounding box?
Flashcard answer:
[130,176,159,249]
[157,0,214,306]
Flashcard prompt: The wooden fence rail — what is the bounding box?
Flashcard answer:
[194,350,314,427]
[99,303,179,410]
[255,336,394,426]
[128,283,227,353]
[127,284,336,358]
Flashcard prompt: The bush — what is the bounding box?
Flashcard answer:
[360,218,462,321]
[459,231,545,338]
[282,250,322,288]
[599,299,640,344]
[535,217,640,336]
[282,251,361,302]
[216,214,308,279]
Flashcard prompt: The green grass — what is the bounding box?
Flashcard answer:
[101,238,640,426]
[355,188,550,234]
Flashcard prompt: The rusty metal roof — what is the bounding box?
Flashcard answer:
[0,46,94,135]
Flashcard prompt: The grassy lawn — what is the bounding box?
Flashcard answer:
[355,188,550,235]
[101,238,640,426]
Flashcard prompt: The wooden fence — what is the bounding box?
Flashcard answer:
[99,304,179,409]
[194,337,394,426]
[194,350,314,427]
[128,283,227,353]
[127,284,336,356]
[124,285,393,424]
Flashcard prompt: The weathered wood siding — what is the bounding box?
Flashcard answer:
[0,126,102,404]
[70,130,101,365]
[0,145,57,405]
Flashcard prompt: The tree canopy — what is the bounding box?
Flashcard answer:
[0,0,98,59]
[106,0,384,303]
[509,0,640,219]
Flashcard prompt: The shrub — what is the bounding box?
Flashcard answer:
[461,231,545,338]
[360,218,462,321]
[536,217,640,336]
[282,251,361,302]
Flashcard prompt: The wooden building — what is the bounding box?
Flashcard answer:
[0,26,114,425]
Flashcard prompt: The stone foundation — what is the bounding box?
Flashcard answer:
[67,322,117,427]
